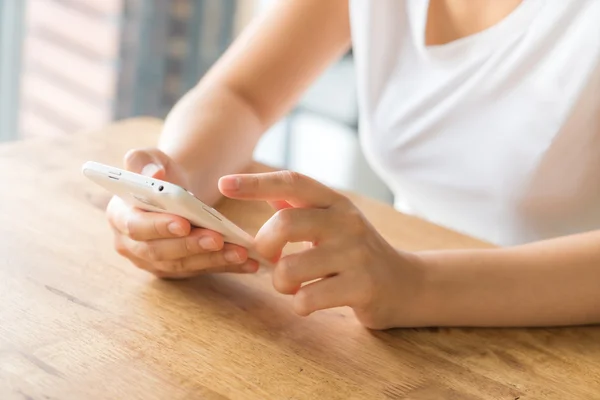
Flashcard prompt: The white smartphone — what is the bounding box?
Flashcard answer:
[81,161,270,266]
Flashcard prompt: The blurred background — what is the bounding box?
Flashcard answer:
[0,0,392,203]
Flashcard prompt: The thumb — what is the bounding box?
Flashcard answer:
[124,148,168,179]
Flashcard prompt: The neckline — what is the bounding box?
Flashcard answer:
[418,0,544,59]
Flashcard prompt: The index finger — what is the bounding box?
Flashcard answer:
[218,170,344,208]
[107,196,191,240]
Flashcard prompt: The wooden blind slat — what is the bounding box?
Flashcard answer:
[22,74,112,129]
[64,0,123,16]
[20,109,70,139]
[23,36,116,99]
[27,0,119,59]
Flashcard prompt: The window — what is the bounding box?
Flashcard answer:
[0,0,239,141]
[0,0,25,141]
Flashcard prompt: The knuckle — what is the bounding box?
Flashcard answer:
[350,244,371,266]
[278,170,302,186]
[345,209,368,236]
[354,270,377,308]
[271,274,288,294]
[272,209,294,237]
[172,259,185,272]
[130,259,151,272]
[274,257,298,293]
[144,242,161,261]
[346,205,363,221]
[209,250,228,267]
[331,195,353,211]
[277,257,294,282]
[124,148,142,166]
[183,236,195,255]
[160,260,184,273]
[152,218,166,237]
[247,175,261,190]
[293,289,313,316]
[125,216,140,239]
[114,238,129,257]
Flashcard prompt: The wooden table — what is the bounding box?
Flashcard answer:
[1,118,599,400]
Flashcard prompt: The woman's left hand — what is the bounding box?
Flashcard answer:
[219,171,428,329]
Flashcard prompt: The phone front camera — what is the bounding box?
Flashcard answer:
[158,185,164,192]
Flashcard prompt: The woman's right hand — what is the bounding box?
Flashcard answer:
[106,148,259,279]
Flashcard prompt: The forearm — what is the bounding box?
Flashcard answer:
[413,231,600,327]
[158,83,264,205]
[155,0,350,205]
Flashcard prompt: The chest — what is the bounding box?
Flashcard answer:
[425,0,524,46]
[352,0,600,206]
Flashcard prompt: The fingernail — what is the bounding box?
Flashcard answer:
[224,249,242,263]
[220,176,240,191]
[142,163,161,177]
[168,222,185,236]
[199,236,218,251]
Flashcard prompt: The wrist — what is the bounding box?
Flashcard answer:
[383,250,439,328]
[407,251,445,327]
[404,248,509,327]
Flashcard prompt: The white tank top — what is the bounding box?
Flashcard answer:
[349,0,600,246]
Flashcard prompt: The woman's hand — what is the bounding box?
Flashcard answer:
[219,171,427,329]
[106,148,259,279]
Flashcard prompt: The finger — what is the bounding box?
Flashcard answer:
[124,148,172,179]
[154,244,249,273]
[113,231,167,274]
[293,274,356,317]
[120,243,257,277]
[268,200,293,210]
[127,228,224,261]
[118,249,162,275]
[202,259,260,274]
[112,202,191,241]
[113,230,201,279]
[152,270,202,280]
[154,259,260,279]
[273,247,342,295]
[219,170,345,208]
[254,208,333,261]
[108,195,187,238]
[106,195,130,232]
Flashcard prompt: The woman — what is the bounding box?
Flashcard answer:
[107,0,600,329]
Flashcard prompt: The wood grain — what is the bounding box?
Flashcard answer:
[1,118,600,399]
